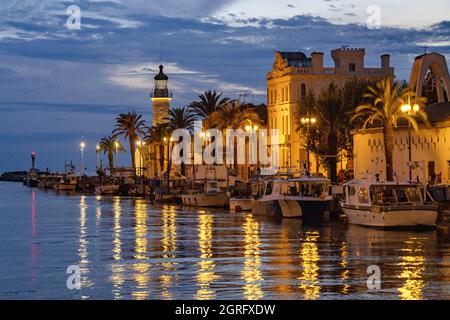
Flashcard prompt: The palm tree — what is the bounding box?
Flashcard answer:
[207,101,262,169]
[112,111,146,169]
[164,106,195,175]
[165,106,196,131]
[314,83,355,181]
[98,136,126,174]
[189,90,230,119]
[206,100,262,130]
[145,123,172,175]
[351,77,428,181]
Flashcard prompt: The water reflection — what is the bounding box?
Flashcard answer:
[160,205,178,299]
[95,195,102,227]
[398,238,426,300]
[195,213,218,300]
[298,230,321,300]
[78,195,91,298]
[2,180,450,300]
[131,199,150,300]
[31,189,37,283]
[340,241,350,295]
[111,197,124,300]
[241,214,264,300]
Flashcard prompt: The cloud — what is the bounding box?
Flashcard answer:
[0,0,449,172]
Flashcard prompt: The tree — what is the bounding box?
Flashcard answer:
[206,101,262,170]
[165,106,196,131]
[206,100,262,130]
[351,77,428,181]
[112,111,146,169]
[164,106,195,175]
[295,91,327,173]
[339,79,373,157]
[145,123,172,175]
[98,136,126,174]
[189,90,230,119]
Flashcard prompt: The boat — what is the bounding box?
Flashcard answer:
[181,180,229,207]
[341,180,439,228]
[54,174,78,191]
[252,176,333,220]
[95,184,120,195]
[25,169,39,188]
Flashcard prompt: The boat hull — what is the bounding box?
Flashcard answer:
[182,193,229,207]
[54,184,77,191]
[95,185,119,195]
[229,198,253,212]
[252,199,281,217]
[342,205,438,228]
[252,198,331,219]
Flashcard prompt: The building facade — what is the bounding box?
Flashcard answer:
[267,48,394,172]
[353,52,450,182]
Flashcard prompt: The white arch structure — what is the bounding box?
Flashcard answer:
[409,52,450,103]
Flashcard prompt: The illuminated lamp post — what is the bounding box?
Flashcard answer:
[300,115,317,175]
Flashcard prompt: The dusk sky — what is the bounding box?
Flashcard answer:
[0,0,449,172]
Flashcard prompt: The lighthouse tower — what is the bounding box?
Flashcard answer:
[150,65,172,126]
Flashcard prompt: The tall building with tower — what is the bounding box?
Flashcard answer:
[267,47,395,172]
[150,65,172,126]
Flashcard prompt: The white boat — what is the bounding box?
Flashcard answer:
[54,174,77,191]
[252,176,333,219]
[341,180,438,228]
[95,184,120,195]
[182,180,229,207]
[229,198,253,212]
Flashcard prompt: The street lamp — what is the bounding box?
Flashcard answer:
[300,115,317,175]
[80,142,86,176]
[401,103,420,181]
[96,144,100,171]
[165,137,174,193]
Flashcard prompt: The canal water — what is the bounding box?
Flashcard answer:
[0,181,449,300]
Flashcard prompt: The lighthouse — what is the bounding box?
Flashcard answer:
[150,65,172,126]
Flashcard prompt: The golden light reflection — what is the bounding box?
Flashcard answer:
[160,205,178,299]
[95,195,102,227]
[111,196,124,300]
[340,241,350,295]
[194,213,218,300]
[398,239,426,300]
[131,199,150,300]
[78,195,91,297]
[241,215,264,300]
[298,231,321,300]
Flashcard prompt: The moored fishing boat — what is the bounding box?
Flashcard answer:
[341,180,438,228]
[95,184,120,195]
[54,174,78,191]
[182,180,229,207]
[252,176,333,220]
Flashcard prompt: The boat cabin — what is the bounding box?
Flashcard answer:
[344,181,429,207]
[263,177,331,199]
